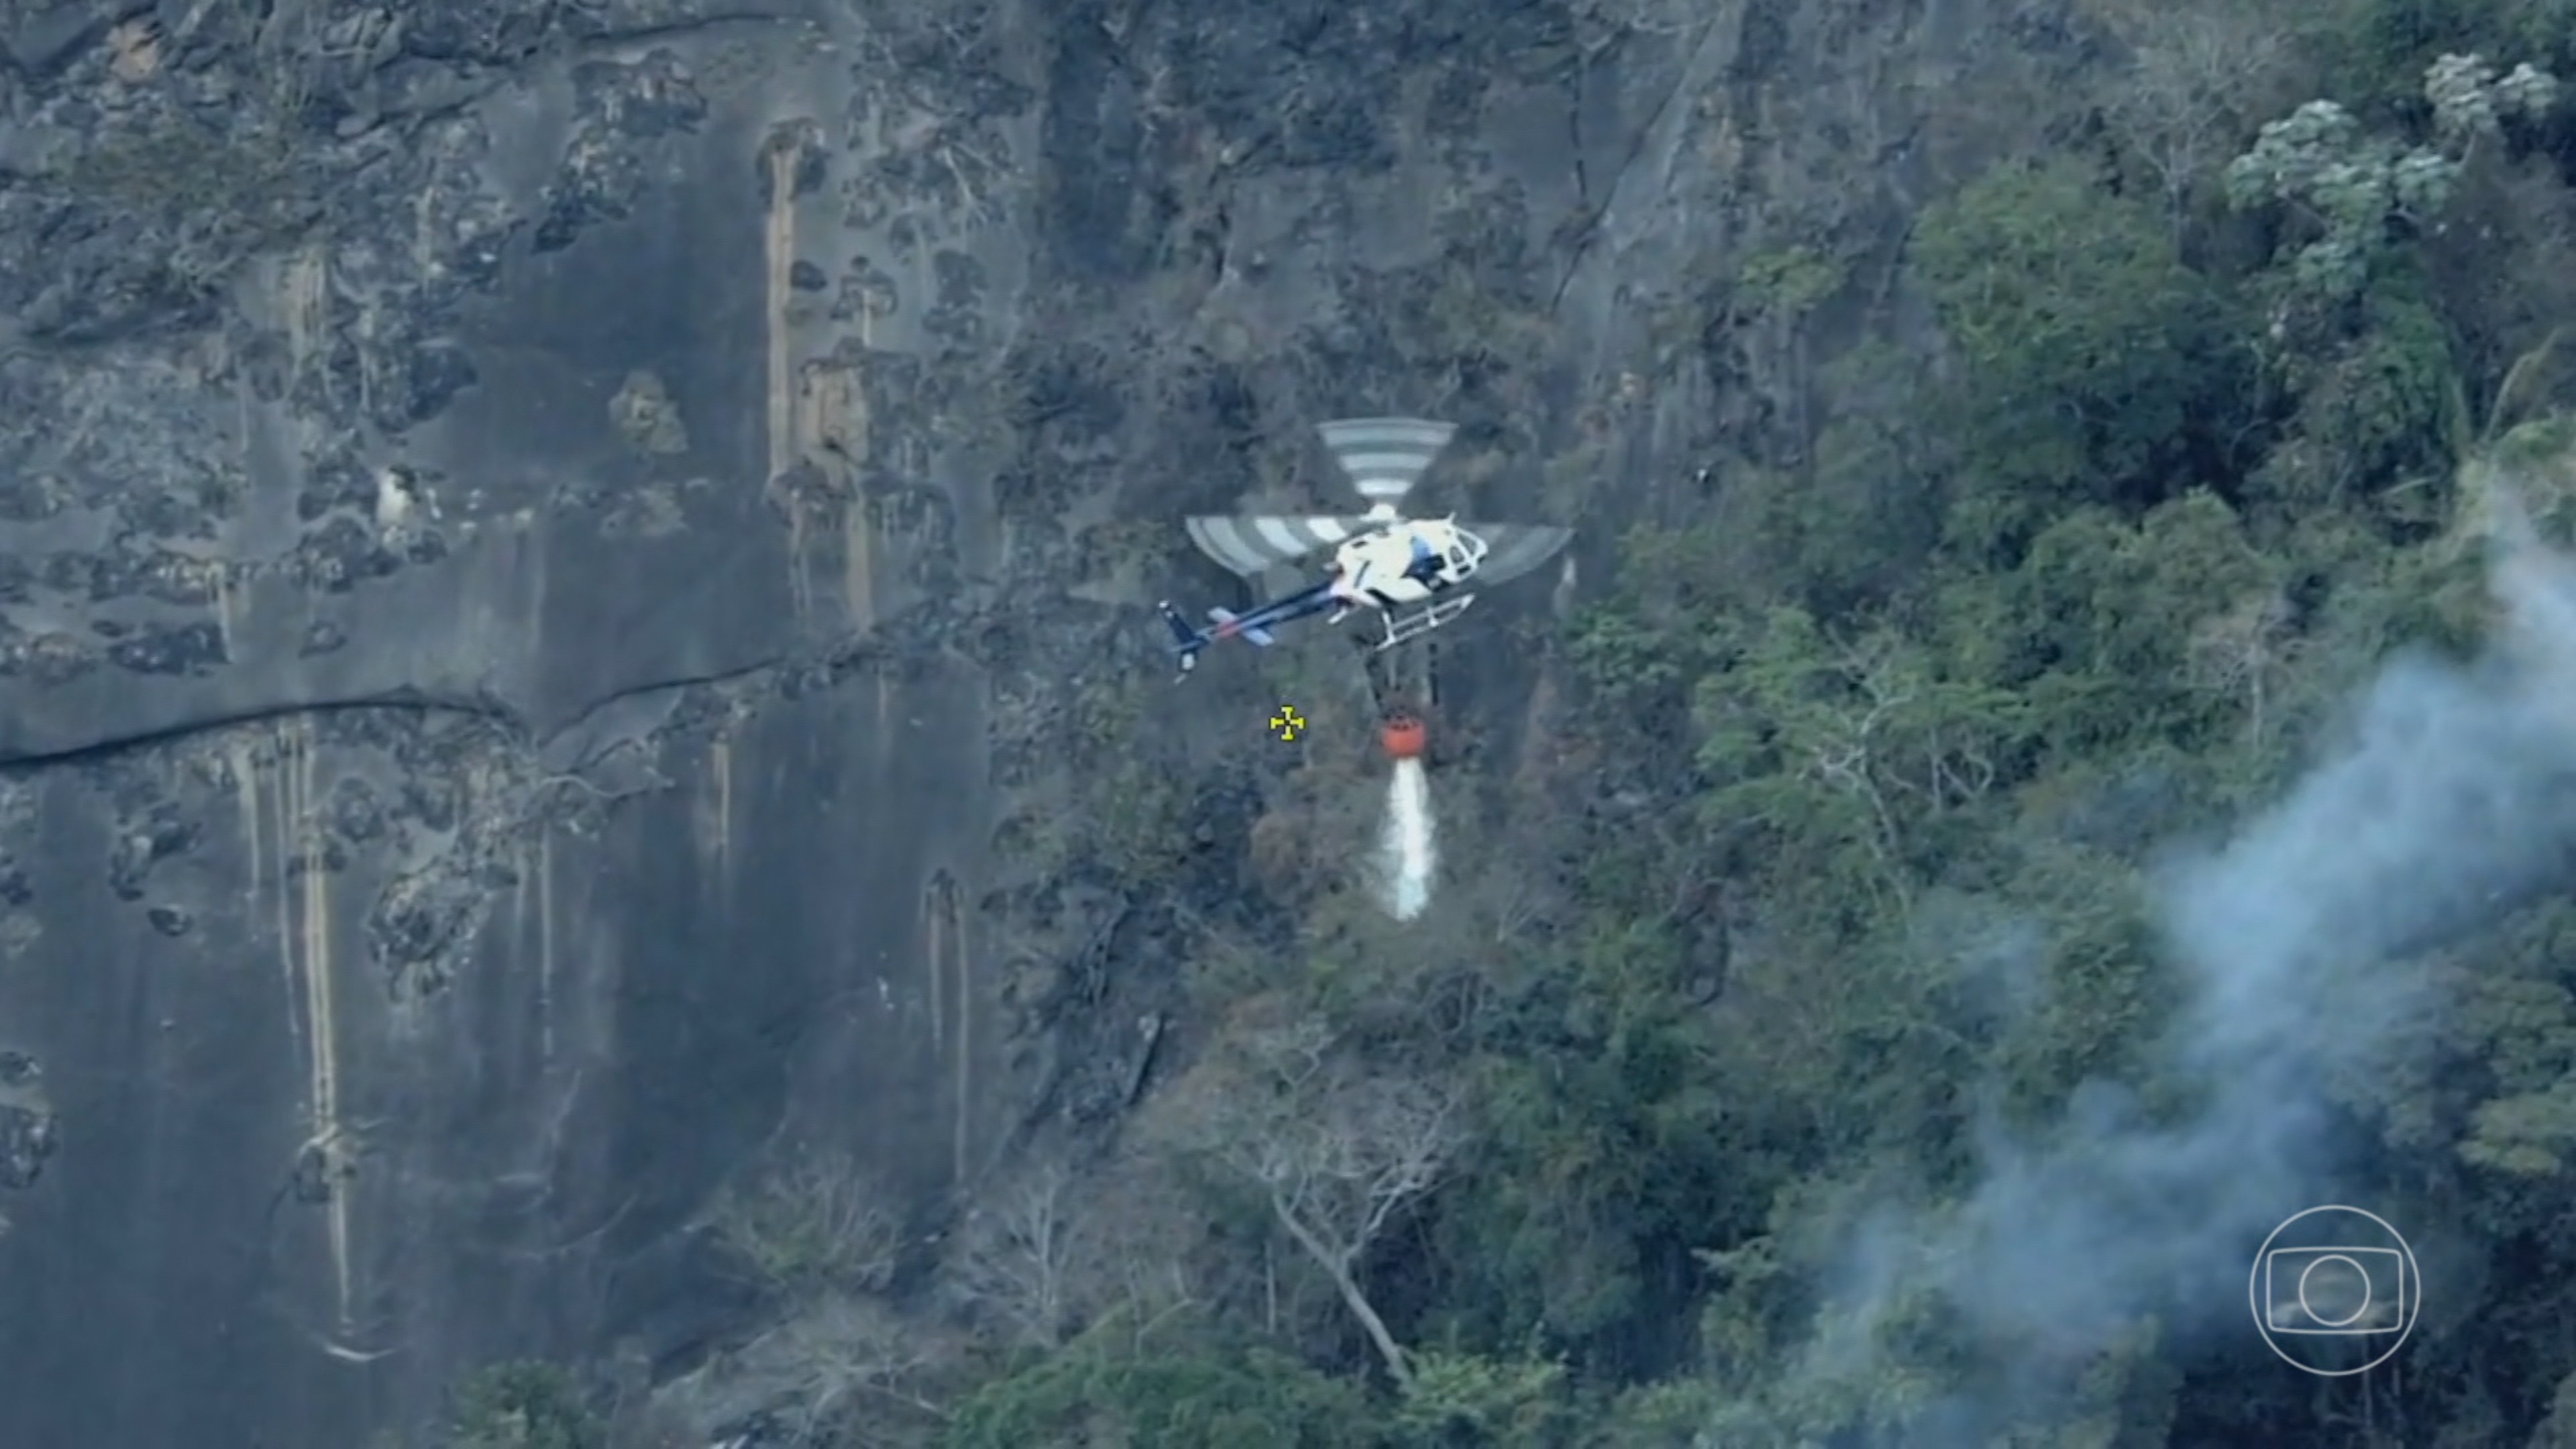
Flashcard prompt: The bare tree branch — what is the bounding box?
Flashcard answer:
[1150,1017,1467,1389]
[951,1159,1081,1349]
[2093,1,2294,232]
[706,1151,902,1300]
[2187,587,2300,745]
[663,1291,952,1448]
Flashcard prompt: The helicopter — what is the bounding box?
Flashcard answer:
[1157,417,1573,677]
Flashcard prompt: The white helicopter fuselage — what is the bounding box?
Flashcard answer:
[1326,517,1488,610]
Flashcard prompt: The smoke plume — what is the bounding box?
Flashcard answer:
[1770,517,2576,1437]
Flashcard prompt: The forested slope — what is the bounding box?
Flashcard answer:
[249,0,2576,1444]
[904,7,2576,1446]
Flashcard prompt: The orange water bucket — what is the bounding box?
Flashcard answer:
[1381,713,1428,761]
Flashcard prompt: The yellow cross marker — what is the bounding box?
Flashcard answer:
[1269,706,1306,742]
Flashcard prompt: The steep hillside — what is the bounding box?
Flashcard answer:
[17,0,2576,1446]
[0,0,1948,1439]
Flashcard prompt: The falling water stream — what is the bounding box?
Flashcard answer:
[1375,756,1436,920]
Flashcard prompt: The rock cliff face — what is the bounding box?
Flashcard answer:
[0,0,2068,1440]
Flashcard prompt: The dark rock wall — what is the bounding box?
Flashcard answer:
[0,0,2061,1440]
[0,5,1016,1440]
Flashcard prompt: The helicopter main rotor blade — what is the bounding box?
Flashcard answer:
[1461,523,1574,589]
[1316,417,1456,511]
[1185,515,1375,577]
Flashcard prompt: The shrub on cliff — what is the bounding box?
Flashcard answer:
[446,1361,601,1449]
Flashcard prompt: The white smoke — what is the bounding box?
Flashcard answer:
[1764,520,2576,1439]
[1374,758,1437,920]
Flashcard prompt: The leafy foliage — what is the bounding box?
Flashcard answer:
[445,1363,600,1449]
[942,1325,1379,1448]
[480,24,2576,1449]
[1913,156,2244,555]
